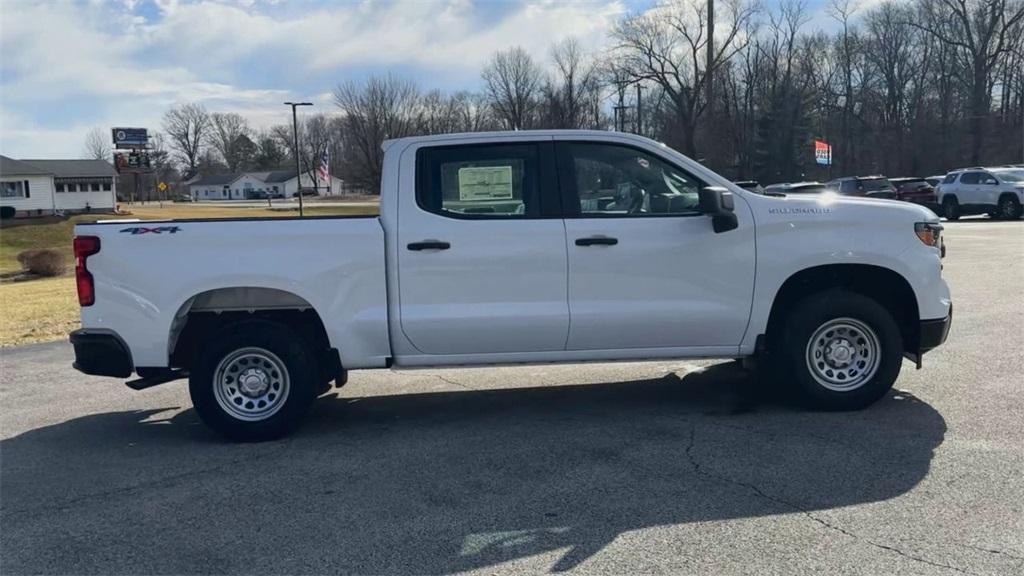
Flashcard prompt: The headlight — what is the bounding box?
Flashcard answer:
[915,222,944,256]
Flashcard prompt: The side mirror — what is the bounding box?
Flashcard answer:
[699,186,739,233]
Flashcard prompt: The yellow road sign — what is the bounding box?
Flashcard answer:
[158,182,168,192]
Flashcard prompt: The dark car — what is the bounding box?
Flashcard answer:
[889,177,938,209]
[826,176,897,199]
[293,188,319,198]
[763,181,835,195]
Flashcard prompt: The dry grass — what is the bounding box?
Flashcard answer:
[0,276,79,347]
[0,202,379,346]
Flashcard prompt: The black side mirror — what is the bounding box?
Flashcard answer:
[698,186,739,233]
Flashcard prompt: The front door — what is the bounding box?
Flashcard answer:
[397,141,569,355]
[556,141,756,351]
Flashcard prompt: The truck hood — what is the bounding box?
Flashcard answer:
[751,191,940,224]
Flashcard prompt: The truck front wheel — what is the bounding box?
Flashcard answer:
[780,290,903,410]
[189,319,318,441]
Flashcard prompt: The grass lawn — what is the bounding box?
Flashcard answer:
[0,202,378,347]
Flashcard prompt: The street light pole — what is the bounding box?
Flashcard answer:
[284,101,313,217]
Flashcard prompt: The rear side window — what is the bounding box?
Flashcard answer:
[960,172,981,185]
[417,143,546,218]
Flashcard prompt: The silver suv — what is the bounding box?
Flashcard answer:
[936,167,1024,220]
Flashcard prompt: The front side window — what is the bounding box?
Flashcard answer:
[417,143,543,218]
[942,173,958,184]
[560,142,703,216]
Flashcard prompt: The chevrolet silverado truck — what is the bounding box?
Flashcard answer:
[70,131,952,441]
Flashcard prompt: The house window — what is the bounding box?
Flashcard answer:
[91,182,101,192]
[55,183,66,192]
[102,182,111,191]
[2,180,27,198]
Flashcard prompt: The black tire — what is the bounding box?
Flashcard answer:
[997,195,1023,220]
[942,196,961,221]
[779,290,903,411]
[189,319,319,442]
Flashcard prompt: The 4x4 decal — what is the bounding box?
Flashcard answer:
[119,226,182,235]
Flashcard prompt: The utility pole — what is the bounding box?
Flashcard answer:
[706,0,715,167]
[613,80,629,132]
[636,83,645,135]
[284,101,312,217]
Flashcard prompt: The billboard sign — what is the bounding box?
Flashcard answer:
[814,140,832,166]
[113,150,152,172]
[112,127,149,148]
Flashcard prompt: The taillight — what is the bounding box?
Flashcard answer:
[73,236,100,306]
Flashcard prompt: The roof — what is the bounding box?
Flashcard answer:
[0,155,52,176]
[263,170,299,183]
[190,173,242,186]
[21,159,116,178]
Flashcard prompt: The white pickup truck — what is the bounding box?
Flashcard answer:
[70,131,952,441]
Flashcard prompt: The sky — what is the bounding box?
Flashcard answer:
[0,0,849,159]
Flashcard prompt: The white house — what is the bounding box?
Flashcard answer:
[1,155,117,217]
[189,170,345,200]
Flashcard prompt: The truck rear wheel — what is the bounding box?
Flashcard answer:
[997,195,1022,220]
[780,290,902,410]
[189,319,318,441]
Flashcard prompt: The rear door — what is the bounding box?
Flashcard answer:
[555,140,755,351]
[396,140,570,355]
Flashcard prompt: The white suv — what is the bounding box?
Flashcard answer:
[937,167,1024,220]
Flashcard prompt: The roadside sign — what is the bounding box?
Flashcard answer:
[814,140,832,166]
[112,127,149,148]
[158,182,168,192]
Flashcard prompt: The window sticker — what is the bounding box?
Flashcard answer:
[458,166,513,201]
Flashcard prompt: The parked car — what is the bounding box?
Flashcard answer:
[247,190,268,200]
[936,167,1024,220]
[763,182,834,195]
[925,175,944,188]
[889,177,938,210]
[69,130,951,441]
[733,180,764,194]
[173,194,194,203]
[293,188,319,198]
[826,176,898,199]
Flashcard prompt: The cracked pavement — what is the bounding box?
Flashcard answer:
[1,219,1022,575]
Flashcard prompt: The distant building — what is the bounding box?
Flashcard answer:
[189,170,345,200]
[0,155,117,217]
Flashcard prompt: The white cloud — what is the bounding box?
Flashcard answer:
[0,0,628,158]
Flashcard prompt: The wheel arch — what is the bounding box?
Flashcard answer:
[764,264,921,356]
[168,287,340,378]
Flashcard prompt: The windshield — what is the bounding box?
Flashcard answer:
[994,170,1024,183]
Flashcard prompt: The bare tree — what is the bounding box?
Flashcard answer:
[207,112,252,172]
[162,103,210,177]
[334,74,422,192]
[481,46,543,130]
[611,0,759,158]
[83,127,111,161]
[542,38,601,128]
[915,0,1024,163]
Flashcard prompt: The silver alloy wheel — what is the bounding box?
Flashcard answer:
[805,317,881,392]
[213,347,290,422]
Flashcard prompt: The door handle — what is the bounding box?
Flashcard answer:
[407,240,451,251]
[575,236,618,246]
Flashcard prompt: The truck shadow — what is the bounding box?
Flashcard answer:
[1,362,945,574]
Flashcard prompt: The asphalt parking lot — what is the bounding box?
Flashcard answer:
[2,218,1022,575]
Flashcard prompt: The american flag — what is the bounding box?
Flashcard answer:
[317,150,330,184]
